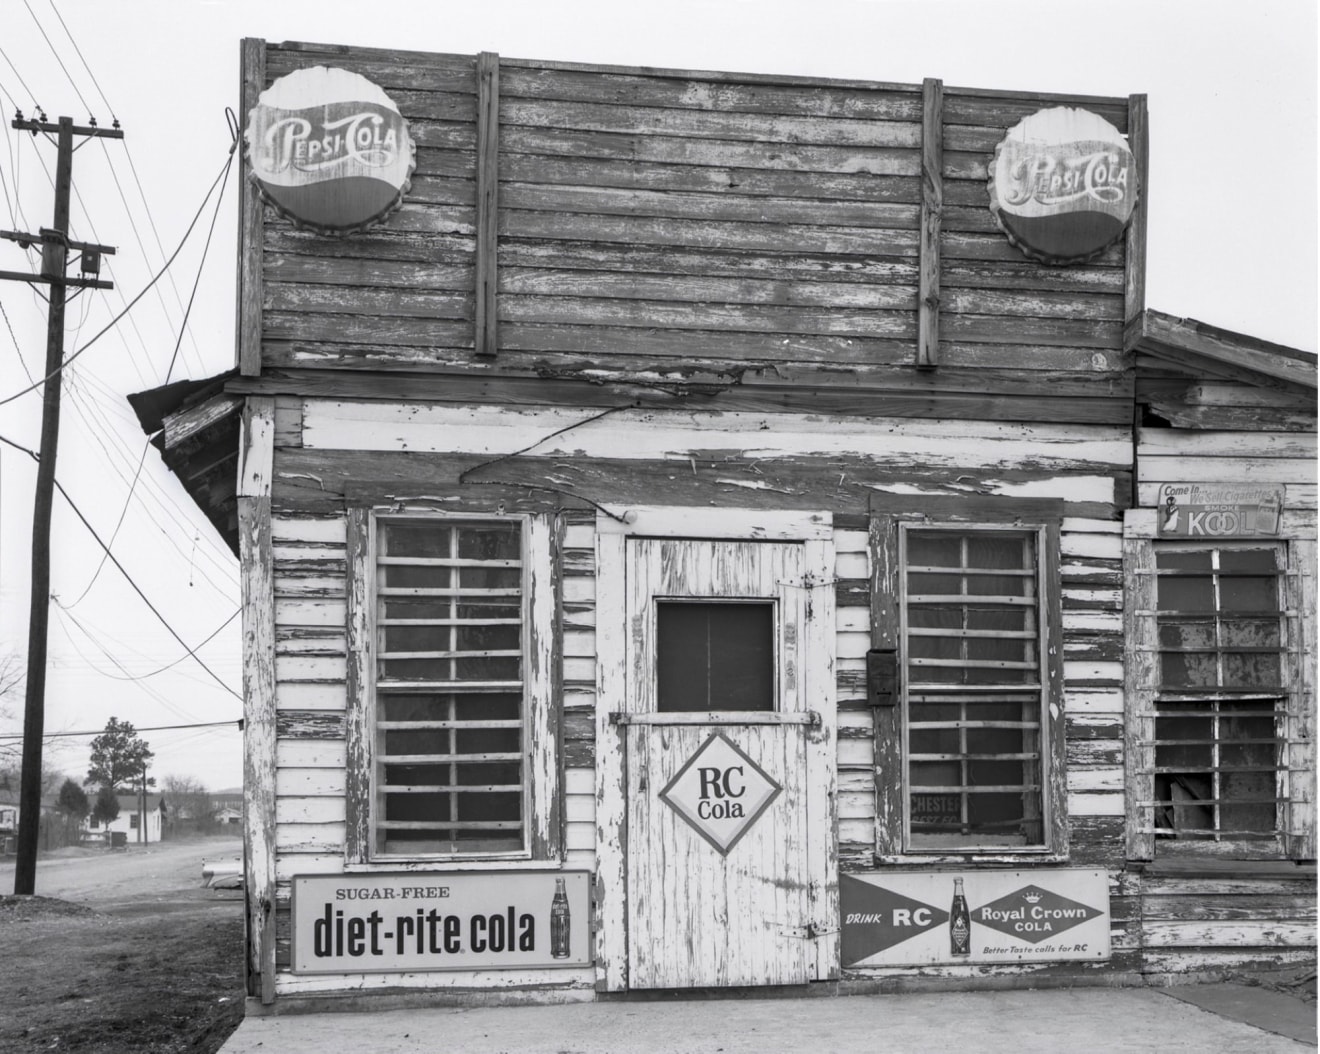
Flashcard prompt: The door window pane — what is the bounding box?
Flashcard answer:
[656,602,774,712]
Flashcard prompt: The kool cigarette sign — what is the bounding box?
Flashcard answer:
[245,66,415,234]
[1158,484,1284,538]
[291,871,590,973]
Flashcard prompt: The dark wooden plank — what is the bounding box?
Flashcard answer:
[497,268,916,310]
[263,254,474,291]
[499,240,921,284]
[500,98,921,148]
[232,366,1129,419]
[264,283,473,320]
[264,229,476,264]
[941,288,1124,321]
[942,230,1123,267]
[500,65,923,120]
[942,93,1129,128]
[918,78,943,369]
[500,182,920,229]
[266,45,477,93]
[238,38,265,377]
[942,260,1124,294]
[501,210,920,256]
[475,51,500,358]
[500,154,921,202]
[498,294,919,338]
[501,126,921,176]
[1125,95,1149,329]
[261,329,1132,384]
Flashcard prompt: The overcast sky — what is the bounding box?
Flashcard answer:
[0,0,1315,793]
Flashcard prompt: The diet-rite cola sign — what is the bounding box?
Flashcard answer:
[840,868,1109,967]
[1158,483,1284,538]
[989,106,1139,265]
[659,732,782,855]
[245,66,415,234]
[290,871,590,974]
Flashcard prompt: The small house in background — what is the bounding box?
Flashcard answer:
[214,804,242,826]
[0,789,18,834]
[131,40,1316,1012]
[86,794,164,844]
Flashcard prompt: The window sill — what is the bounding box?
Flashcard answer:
[345,857,565,873]
[873,851,1070,868]
[1129,856,1315,878]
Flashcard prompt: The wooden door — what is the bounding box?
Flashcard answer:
[620,538,820,989]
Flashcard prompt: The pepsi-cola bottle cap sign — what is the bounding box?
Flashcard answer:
[988,106,1139,266]
[245,66,416,235]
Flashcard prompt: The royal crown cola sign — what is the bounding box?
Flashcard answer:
[841,868,1109,967]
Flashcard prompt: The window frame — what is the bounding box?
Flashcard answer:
[870,497,1067,863]
[345,507,561,868]
[1124,509,1315,862]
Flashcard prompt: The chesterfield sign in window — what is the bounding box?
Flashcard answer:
[840,869,1110,967]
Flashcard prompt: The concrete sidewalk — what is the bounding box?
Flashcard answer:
[218,984,1316,1053]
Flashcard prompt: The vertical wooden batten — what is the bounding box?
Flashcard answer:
[474,51,501,358]
[237,39,265,377]
[237,396,276,1003]
[1123,94,1149,336]
[916,78,943,370]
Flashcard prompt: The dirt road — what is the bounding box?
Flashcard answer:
[0,835,242,904]
[1,835,247,1053]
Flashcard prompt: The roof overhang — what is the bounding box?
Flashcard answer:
[127,370,242,556]
[1127,309,1317,396]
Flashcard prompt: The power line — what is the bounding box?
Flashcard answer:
[21,0,91,117]
[41,0,115,120]
[0,719,241,741]
[56,600,240,682]
[0,42,41,110]
[0,146,236,408]
[0,432,242,700]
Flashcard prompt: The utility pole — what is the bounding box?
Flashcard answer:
[2,113,123,895]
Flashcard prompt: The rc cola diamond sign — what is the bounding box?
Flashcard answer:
[841,869,1110,967]
[659,732,782,855]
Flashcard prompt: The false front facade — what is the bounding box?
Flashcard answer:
[132,39,1316,1008]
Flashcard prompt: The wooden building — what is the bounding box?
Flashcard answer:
[132,39,1316,1009]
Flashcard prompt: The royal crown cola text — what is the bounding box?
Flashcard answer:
[550,877,571,958]
[950,877,971,956]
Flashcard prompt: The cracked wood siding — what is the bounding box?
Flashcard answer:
[1135,427,1319,510]
[252,42,1134,424]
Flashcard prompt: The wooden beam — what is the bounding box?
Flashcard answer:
[237,39,265,377]
[917,78,943,369]
[1124,94,1149,330]
[474,51,500,358]
[238,397,276,1004]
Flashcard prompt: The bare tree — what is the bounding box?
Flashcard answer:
[161,774,212,835]
[0,652,25,769]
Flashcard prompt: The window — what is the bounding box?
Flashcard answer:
[130,813,140,829]
[346,511,558,863]
[656,601,775,712]
[871,498,1066,860]
[1126,523,1312,860]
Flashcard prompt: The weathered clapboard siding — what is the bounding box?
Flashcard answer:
[1136,426,1319,510]
[1129,865,1318,978]
[251,43,1136,424]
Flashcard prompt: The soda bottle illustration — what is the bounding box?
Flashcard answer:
[950,877,971,956]
[550,877,571,959]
